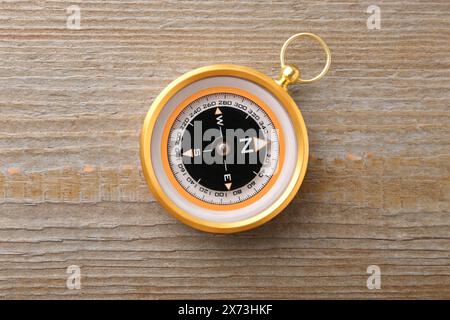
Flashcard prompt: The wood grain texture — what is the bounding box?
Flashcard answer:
[0,0,449,299]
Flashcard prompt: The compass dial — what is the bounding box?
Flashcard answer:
[164,87,283,207]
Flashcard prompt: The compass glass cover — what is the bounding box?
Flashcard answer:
[166,89,281,206]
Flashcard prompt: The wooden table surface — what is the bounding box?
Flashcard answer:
[0,0,449,299]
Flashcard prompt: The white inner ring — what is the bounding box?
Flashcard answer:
[151,76,298,223]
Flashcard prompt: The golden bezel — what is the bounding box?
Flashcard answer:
[140,64,309,233]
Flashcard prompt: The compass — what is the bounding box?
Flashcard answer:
[140,33,331,233]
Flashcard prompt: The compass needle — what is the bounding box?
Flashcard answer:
[253,137,268,152]
[182,149,194,157]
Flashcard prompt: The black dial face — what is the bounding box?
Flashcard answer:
[182,107,264,191]
[167,90,280,205]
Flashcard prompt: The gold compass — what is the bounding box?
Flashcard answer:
[140,33,331,233]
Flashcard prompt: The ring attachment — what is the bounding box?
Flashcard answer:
[279,32,331,85]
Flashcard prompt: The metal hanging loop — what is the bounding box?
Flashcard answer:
[276,32,331,88]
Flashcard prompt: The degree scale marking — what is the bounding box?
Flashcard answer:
[167,91,280,205]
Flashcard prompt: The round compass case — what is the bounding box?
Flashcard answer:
[140,33,331,233]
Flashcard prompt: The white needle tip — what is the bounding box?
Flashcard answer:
[253,137,268,151]
[182,149,194,157]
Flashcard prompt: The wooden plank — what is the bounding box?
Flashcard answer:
[0,0,449,299]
